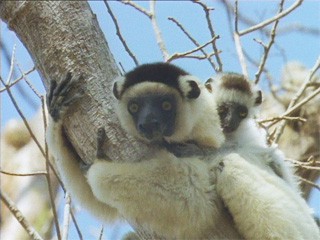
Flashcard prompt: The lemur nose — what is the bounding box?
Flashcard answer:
[139,119,160,135]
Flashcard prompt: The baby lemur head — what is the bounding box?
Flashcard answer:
[206,73,262,134]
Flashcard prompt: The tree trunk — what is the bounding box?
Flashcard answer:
[0,1,156,238]
[0,1,154,164]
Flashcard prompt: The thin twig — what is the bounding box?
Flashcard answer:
[239,0,303,36]
[0,77,46,157]
[98,226,105,240]
[167,36,219,62]
[62,193,71,240]
[192,0,223,71]
[0,190,43,240]
[6,44,16,84]
[234,0,248,78]
[104,1,139,66]
[273,57,320,142]
[168,17,216,70]
[16,63,42,98]
[299,177,320,191]
[120,0,151,18]
[254,0,284,84]
[0,67,36,93]
[0,169,47,176]
[258,116,306,124]
[70,210,84,240]
[149,0,170,61]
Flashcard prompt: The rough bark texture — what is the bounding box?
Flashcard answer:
[0,1,155,238]
[0,1,153,165]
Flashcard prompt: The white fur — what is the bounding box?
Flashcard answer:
[215,153,320,240]
[87,150,242,239]
[46,118,119,222]
[178,74,200,98]
[209,73,319,239]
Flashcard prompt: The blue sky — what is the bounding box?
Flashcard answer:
[1,1,319,239]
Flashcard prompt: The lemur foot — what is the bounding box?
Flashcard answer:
[96,127,109,160]
[46,72,84,122]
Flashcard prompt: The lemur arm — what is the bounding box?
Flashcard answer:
[46,73,119,222]
[215,153,320,240]
[88,128,242,239]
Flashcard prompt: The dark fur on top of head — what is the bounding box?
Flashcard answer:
[113,63,200,100]
[220,73,252,95]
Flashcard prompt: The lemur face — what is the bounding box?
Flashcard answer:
[218,102,248,133]
[127,93,177,142]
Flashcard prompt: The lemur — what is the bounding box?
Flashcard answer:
[46,66,319,240]
[205,73,320,239]
[206,72,299,191]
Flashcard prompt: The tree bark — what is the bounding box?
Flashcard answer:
[0,1,155,238]
[0,1,154,165]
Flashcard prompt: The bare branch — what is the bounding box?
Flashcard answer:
[192,0,223,71]
[254,0,284,84]
[104,1,139,66]
[62,193,71,240]
[0,67,36,92]
[0,169,47,176]
[0,76,45,157]
[168,17,217,69]
[167,36,219,62]
[70,211,83,240]
[258,116,306,125]
[16,63,42,98]
[149,0,170,61]
[234,0,248,78]
[239,0,303,36]
[273,57,320,142]
[299,177,320,191]
[6,44,16,84]
[120,0,152,18]
[0,190,43,240]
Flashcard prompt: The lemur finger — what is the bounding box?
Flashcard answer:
[96,127,108,159]
[52,72,73,98]
[47,79,57,107]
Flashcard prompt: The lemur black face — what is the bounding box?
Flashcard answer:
[127,93,177,142]
[218,102,248,133]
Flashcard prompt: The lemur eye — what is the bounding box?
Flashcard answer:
[218,106,227,115]
[128,103,139,114]
[239,111,248,118]
[162,101,172,111]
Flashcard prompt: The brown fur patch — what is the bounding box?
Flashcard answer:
[221,74,252,95]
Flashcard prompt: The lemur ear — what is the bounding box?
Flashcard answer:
[113,76,126,100]
[204,78,214,93]
[178,75,201,99]
[254,90,262,106]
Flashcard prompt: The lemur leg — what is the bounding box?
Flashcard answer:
[215,153,320,240]
[46,73,119,221]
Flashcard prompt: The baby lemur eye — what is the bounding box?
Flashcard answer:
[239,111,248,118]
[218,106,228,115]
[162,101,172,111]
[128,103,139,114]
